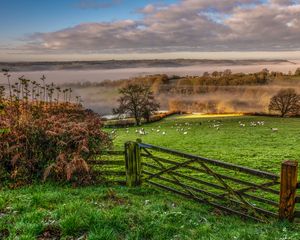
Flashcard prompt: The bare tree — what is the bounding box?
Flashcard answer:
[113,84,159,125]
[269,88,300,117]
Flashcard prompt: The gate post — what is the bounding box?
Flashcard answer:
[124,139,142,187]
[279,160,298,222]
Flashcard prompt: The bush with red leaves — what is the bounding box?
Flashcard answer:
[0,102,111,186]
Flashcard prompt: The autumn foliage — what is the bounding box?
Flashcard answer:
[0,101,111,187]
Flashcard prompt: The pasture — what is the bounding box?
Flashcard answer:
[110,114,300,174]
[1,114,300,239]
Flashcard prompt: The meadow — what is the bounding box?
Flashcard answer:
[110,114,300,174]
[1,114,300,239]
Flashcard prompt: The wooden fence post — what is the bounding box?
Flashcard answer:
[124,139,142,187]
[279,160,298,222]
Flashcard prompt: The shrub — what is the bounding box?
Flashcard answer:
[0,102,111,186]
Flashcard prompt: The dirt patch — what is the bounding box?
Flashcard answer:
[37,225,61,240]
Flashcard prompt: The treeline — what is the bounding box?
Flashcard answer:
[65,68,300,96]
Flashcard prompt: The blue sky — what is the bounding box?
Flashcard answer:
[0,0,300,61]
[0,0,175,43]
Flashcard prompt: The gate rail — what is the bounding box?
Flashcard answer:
[126,140,299,222]
[91,140,299,222]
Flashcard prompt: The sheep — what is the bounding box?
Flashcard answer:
[139,128,147,135]
[271,128,278,132]
[183,132,188,135]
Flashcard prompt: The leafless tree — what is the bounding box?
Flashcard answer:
[269,88,300,117]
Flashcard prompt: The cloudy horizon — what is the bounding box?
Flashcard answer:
[1,0,300,61]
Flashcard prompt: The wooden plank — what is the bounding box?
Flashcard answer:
[143,162,226,191]
[143,171,277,218]
[139,143,279,180]
[237,192,278,207]
[125,140,142,187]
[89,160,124,165]
[142,154,279,195]
[146,179,264,222]
[143,159,197,181]
[95,170,126,176]
[94,180,126,185]
[279,160,298,222]
[143,162,278,207]
[94,150,125,155]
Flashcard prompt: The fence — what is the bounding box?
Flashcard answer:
[89,150,126,186]
[90,140,299,222]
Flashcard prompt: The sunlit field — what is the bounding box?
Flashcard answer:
[110,114,300,174]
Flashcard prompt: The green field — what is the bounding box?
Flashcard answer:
[110,114,300,174]
[1,114,300,239]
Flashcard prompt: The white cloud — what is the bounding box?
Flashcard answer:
[20,0,300,54]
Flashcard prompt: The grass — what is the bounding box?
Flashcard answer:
[1,114,300,239]
[1,184,300,240]
[109,114,300,174]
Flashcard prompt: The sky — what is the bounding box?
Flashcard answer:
[1,0,300,61]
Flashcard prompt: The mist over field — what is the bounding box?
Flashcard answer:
[2,59,300,115]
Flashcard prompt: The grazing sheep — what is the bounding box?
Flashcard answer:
[257,121,265,126]
[138,128,147,135]
[183,132,188,135]
[271,128,278,132]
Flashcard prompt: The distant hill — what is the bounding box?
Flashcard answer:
[0,59,292,72]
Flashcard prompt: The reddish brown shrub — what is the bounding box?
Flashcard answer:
[0,102,111,186]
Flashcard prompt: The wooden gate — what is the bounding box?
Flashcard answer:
[123,140,299,222]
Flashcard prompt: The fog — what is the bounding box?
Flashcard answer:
[5,61,300,115]
[8,61,300,85]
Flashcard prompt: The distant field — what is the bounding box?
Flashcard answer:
[109,114,300,174]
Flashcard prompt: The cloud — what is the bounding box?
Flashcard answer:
[75,0,122,9]
[22,0,300,54]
